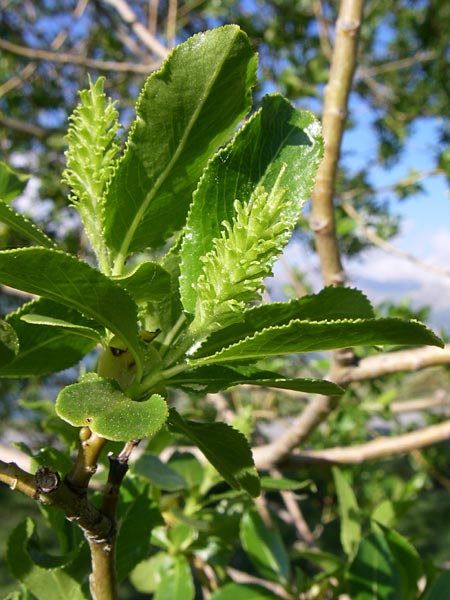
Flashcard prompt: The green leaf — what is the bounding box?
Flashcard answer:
[240,509,290,583]
[167,408,260,497]
[6,519,86,600]
[180,94,323,332]
[154,555,195,600]
[0,299,98,377]
[191,286,375,357]
[0,161,29,202]
[0,201,54,247]
[260,476,314,491]
[116,487,163,582]
[132,453,188,491]
[63,76,121,273]
[191,317,443,364]
[209,583,279,600]
[421,571,450,600]
[131,553,194,599]
[0,247,143,375]
[332,467,361,561]
[104,25,257,267]
[168,364,343,395]
[20,314,103,343]
[113,261,171,303]
[56,377,168,441]
[294,549,344,579]
[373,522,422,600]
[0,318,19,365]
[347,531,401,600]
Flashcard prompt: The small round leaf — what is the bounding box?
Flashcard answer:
[56,377,168,441]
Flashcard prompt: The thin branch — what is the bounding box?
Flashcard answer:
[0,460,113,542]
[361,50,437,77]
[0,38,159,74]
[342,200,450,279]
[253,344,450,470]
[0,0,89,99]
[102,0,169,58]
[0,113,60,139]
[341,168,444,201]
[336,344,450,385]
[167,0,178,50]
[312,0,332,60]
[65,427,107,492]
[310,0,364,286]
[282,419,450,467]
[270,468,316,545]
[227,567,293,600]
[148,0,159,35]
[391,395,450,414]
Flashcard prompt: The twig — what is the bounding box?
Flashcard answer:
[337,344,450,385]
[281,419,450,467]
[0,38,159,74]
[0,113,60,139]
[270,468,316,545]
[167,0,178,49]
[341,168,444,202]
[312,0,332,60]
[253,344,450,470]
[102,0,169,58]
[65,427,106,492]
[148,0,159,35]
[361,50,436,77]
[227,566,293,600]
[342,200,450,279]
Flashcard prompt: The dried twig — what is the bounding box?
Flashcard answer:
[0,38,159,74]
[103,0,168,58]
[342,200,450,279]
[281,419,450,467]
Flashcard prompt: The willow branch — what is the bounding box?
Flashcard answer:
[281,419,450,467]
[65,427,107,492]
[0,460,113,542]
[336,344,450,385]
[312,0,332,59]
[0,38,159,74]
[252,344,450,470]
[310,0,364,286]
[103,0,169,58]
[361,50,436,77]
[0,113,60,139]
[167,0,178,50]
[342,200,450,279]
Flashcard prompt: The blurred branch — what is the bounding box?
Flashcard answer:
[103,0,169,58]
[0,0,89,98]
[341,168,444,201]
[337,344,450,385]
[310,0,364,286]
[253,344,450,470]
[342,200,450,279]
[0,38,159,74]
[312,0,332,60]
[0,113,60,139]
[148,0,159,35]
[282,419,450,467]
[362,50,437,77]
[227,567,293,600]
[167,0,178,50]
